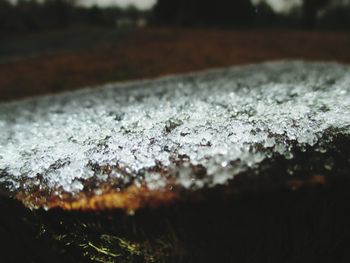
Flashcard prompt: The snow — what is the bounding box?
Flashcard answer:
[0,61,349,195]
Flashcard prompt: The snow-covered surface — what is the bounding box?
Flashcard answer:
[0,61,350,194]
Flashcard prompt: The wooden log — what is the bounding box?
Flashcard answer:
[0,61,350,262]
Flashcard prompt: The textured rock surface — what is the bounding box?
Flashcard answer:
[0,61,349,210]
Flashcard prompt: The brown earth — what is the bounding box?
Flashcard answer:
[1,28,350,102]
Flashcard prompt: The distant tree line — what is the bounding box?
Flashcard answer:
[1,0,350,35]
[152,0,350,29]
[0,0,149,35]
[151,0,255,27]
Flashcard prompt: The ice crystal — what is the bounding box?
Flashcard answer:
[0,61,349,194]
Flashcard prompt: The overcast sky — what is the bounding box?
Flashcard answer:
[81,0,157,9]
[8,0,306,12]
[252,0,301,12]
[86,0,350,10]
[10,0,348,11]
[83,0,301,12]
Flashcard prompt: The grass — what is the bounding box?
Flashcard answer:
[1,28,350,102]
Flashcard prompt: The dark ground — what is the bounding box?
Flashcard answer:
[0,27,132,64]
[1,27,350,102]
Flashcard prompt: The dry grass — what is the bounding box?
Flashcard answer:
[1,28,350,101]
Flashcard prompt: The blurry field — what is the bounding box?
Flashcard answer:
[1,28,350,102]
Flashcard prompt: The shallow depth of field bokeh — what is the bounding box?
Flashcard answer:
[1,0,350,102]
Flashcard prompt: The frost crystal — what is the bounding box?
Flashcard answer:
[0,61,349,194]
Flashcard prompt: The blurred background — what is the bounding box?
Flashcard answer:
[0,0,350,102]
